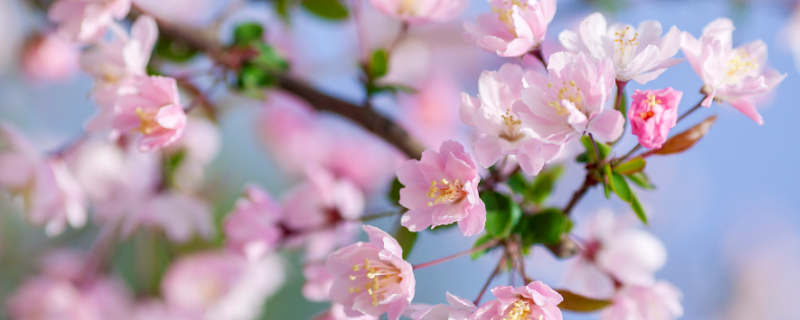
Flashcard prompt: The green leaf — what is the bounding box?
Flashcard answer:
[556,289,613,312]
[602,163,613,199]
[369,49,388,79]
[300,0,349,20]
[482,191,522,238]
[274,0,293,23]
[506,172,528,195]
[517,208,568,246]
[250,44,290,72]
[237,65,275,97]
[388,177,402,205]
[366,83,417,96]
[580,136,611,163]
[155,37,198,62]
[626,172,655,190]
[394,226,418,260]
[470,234,496,260]
[529,165,564,205]
[575,152,589,163]
[233,22,264,47]
[630,194,649,225]
[613,157,646,175]
[161,149,186,189]
[610,172,633,203]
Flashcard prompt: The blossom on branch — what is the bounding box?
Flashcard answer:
[369,0,467,24]
[404,292,477,320]
[48,0,132,43]
[628,88,682,149]
[397,140,486,236]
[325,225,415,320]
[224,185,284,261]
[463,0,556,57]
[601,281,683,320]
[472,281,563,320]
[681,18,786,124]
[22,32,80,82]
[80,15,158,85]
[558,13,682,84]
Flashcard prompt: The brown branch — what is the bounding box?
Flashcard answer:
[562,173,596,216]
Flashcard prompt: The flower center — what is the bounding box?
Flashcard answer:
[613,26,639,68]
[500,109,524,142]
[491,0,527,36]
[503,299,543,320]
[349,258,402,306]
[638,94,661,121]
[725,48,759,85]
[426,179,466,207]
[547,80,584,115]
[134,108,161,135]
[399,0,416,15]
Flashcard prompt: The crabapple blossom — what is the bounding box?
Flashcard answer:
[558,13,682,84]
[111,75,187,151]
[223,185,283,261]
[48,0,132,43]
[325,225,415,320]
[404,292,477,320]
[313,303,380,320]
[397,140,486,236]
[369,0,467,24]
[681,18,786,124]
[459,63,563,175]
[80,15,158,85]
[161,251,285,320]
[601,281,683,320]
[628,88,682,149]
[463,0,556,57]
[471,281,563,320]
[121,192,214,243]
[303,262,335,302]
[518,52,623,144]
[21,32,80,82]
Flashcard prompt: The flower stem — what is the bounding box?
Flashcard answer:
[474,255,505,305]
[412,239,500,270]
[358,211,401,222]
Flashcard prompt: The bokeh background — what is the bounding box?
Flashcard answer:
[1,0,799,319]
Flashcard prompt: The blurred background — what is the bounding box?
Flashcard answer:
[1,0,799,319]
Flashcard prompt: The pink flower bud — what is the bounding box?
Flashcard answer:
[628,88,682,149]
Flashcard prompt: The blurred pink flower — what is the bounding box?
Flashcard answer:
[559,13,682,84]
[628,88,682,149]
[111,76,187,151]
[303,262,334,302]
[80,15,158,84]
[313,303,380,320]
[22,32,80,82]
[223,185,283,261]
[681,18,786,125]
[472,281,563,320]
[600,281,683,320]
[460,63,563,175]
[162,251,285,320]
[564,209,667,298]
[369,0,466,24]
[48,0,132,43]
[463,0,556,57]
[0,125,87,236]
[325,225,415,320]
[163,117,221,191]
[121,192,214,243]
[398,140,486,236]
[518,52,623,144]
[399,68,465,149]
[404,292,476,320]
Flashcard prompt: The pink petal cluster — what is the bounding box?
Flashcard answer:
[80,15,158,85]
[313,303,380,320]
[111,76,188,152]
[325,225,416,320]
[223,185,284,261]
[21,32,80,82]
[559,13,682,84]
[463,0,556,57]
[628,88,682,149]
[303,262,335,302]
[161,251,285,320]
[0,125,87,236]
[48,0,132,43]
[600,281,683,320]
[404,292,477,320]
[397,140,486,236]
[472,281,563,320]
[518,52,623,143]
[564,209,667,298]
[681,18,786,124]
[460,64,563,175]
[122,192,214,242]
[369,0,467,24]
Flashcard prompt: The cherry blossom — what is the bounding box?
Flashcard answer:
[313,303,380,320]
[21,32,80,82]
[223,185,283,261]
[48,0,132,43]
[111,75,187,151]
[325,225,415,320]
[628,88,682,149]
[601,281,683,320]
[369,0,467,24]
[463,0,556,57]
[404,292,477,320]
[471,281,563,320]
[559,13,682,84]
[80,15,158,85]
[681,18,786,124]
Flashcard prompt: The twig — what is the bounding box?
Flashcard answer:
[562,173,596,216]
[412,239,500,270]
[474,255,505,306]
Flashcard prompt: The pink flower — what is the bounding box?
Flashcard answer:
[628,88,682,149]
[600,281,683,320]
[518,52,623,144]
[325,225,415,320]
[404,292,477,320]
[303,262,334,302]
[48,0,132,43]
[0,125,87,236]
[162,117,221,191]
[681,18,786,125]
[472,281,563,320]
[21,32,80,82]
[80,15,158,84]
[111,75,187,151]
[397,140,486,236]
[460,63,563,175]
[558,13,682,84]
[313,304,380,320]
[223,185,283,261]
[369,0,466,24]
[161,251,285,320]
[564,209,667,298]
[121,192,214,243]
[463,0,556,57]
